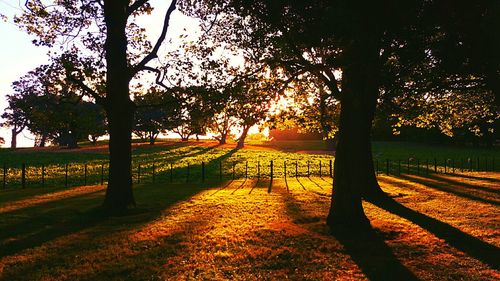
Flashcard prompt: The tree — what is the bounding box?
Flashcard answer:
[231,77,274,149]
[1,95,28,149]
[16,0,179,212]
[133,88,180,145]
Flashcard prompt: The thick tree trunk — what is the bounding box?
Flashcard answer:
[102,0,135,213]
[10,127,18,149]
[236,125,250,149]
[326,34,383,229]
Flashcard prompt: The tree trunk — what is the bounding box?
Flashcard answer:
[236,125,250,149]
[39,134,47,147]
[10,126,18,149]
[326,34,383,229]
[102,0,135,213]
[219,131,227,145]
[149,131,156,145]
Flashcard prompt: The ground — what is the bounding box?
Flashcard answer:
[0,141,498,280]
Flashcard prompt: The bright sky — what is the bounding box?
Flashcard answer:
[0,0,202,147]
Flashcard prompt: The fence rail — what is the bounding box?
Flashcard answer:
[0,157,497,189]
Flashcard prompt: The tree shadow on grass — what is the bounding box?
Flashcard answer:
[398,174,500,206]
[281,191,419,281]
[449,173,500,184]
[368,195,500,270]
[0,149,238,260]
[330,226,420,281]
[425,174,499,194]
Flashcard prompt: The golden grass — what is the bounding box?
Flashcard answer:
[0,173,498,280]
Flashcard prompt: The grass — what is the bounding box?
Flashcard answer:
[0,172,498,280]
[1,140,498,190]
[0,141,499,280]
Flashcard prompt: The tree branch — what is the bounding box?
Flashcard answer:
[127,0,149,16]
[130,0,177,78]
[66,74,106,106]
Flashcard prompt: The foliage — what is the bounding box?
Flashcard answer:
[133,88,181,144]
[3,64,107,147]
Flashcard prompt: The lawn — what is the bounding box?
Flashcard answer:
[0,140,498,189]
[0,141,498,280]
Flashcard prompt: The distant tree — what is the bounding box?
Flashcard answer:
[1,95,28,149]
[231,77,274,149]
[134,88,180,145]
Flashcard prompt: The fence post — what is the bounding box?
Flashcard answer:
[3,164,6,189]
[319,160,322,177]
[268,160,273,193]
[329,159,332,178]
[434,158,437,173]
[22,163,26,189]
[295,160,298,178]
[42,164,45,187]
[101,163,104,185]
[444,159,447,174]
[65,164,68,188]
[386,159,389,176]
[307,160,310,177]
[258,161,260,179]
[245,161,248,178]
[84,164,88,185]
[201,162,205,182]
[284,161,287,179]
[138,164,141,184]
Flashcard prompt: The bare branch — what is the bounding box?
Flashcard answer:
[127,0,149,15]
[130,0,177,78]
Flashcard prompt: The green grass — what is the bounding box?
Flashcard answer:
[0,141,498,189]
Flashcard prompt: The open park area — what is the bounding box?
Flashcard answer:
[0,141,498,280]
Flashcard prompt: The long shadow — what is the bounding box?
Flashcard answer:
[293,177,330,197]
[295,177,307,191]
[368,195,500,270]
[449,173,500,184]
[307,177,325,190]
[282,192,419,281]
[331,227,420,281]
[230,178,248,195]
[399,174,500,206]
[426,174,500,194]
[0,149,239,259]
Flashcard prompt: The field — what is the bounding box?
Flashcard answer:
[0,141,499,280]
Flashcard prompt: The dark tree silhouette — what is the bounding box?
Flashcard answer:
[16,0,179,213]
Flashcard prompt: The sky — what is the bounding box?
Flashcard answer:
[0,0,203,147]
